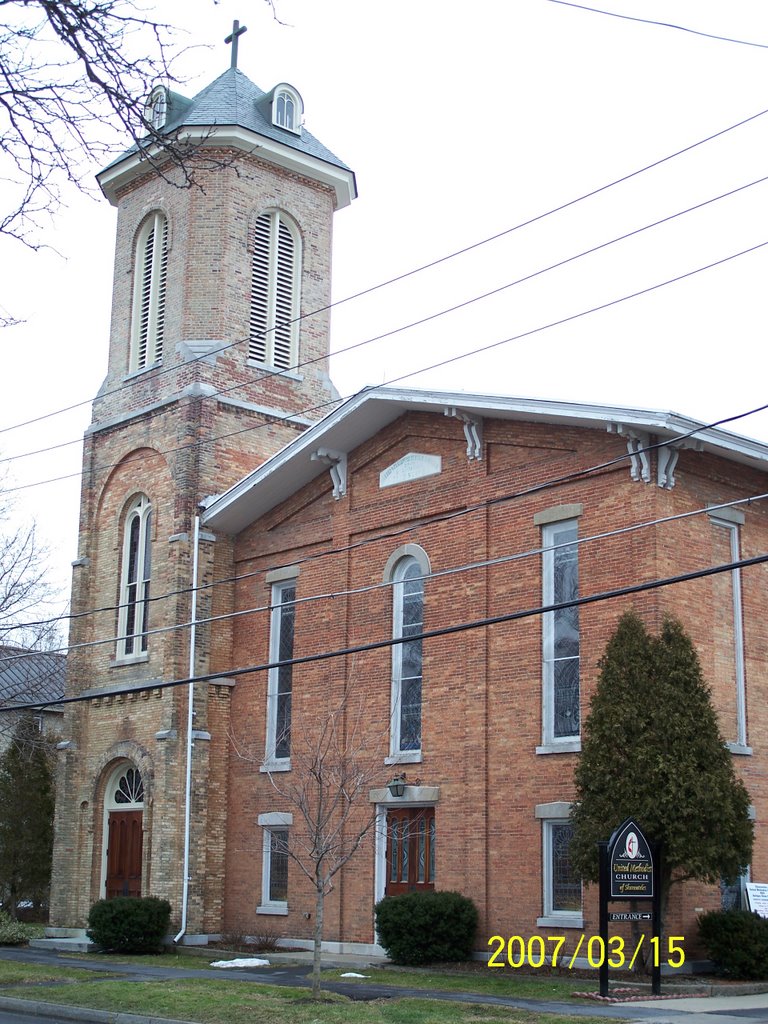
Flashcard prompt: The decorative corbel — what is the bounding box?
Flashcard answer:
[608,423,651,484]
[444,407,483,460]
[310,448,347,499]
[657,439,703,489]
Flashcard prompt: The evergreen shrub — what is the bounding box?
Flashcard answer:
[87,896,171,953]
[0,910,33,945]
[374,890,478,965]
[698,909,768,979]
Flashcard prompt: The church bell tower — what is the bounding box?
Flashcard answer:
[49,35,356,939]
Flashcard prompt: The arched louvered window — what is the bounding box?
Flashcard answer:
[130,211,168,372]
[249,211,301,370]
[117,495,152,658]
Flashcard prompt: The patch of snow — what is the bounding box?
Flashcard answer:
[210,957,271,968]
[340,972,369,978]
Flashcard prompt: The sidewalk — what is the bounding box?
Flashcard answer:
[2,944,768,1024]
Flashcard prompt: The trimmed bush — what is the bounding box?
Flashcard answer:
[87,896,171,954]
[698,909,768,979]
[0,910,34,945]
[375,890,478,965]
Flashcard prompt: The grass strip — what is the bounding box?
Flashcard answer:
[325,967,592,1002]
[0,976,617,1024]
[0,960,99,986]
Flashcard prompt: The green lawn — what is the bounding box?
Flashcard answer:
[0,960,105,985]
[0,976,612,1024]
[324,967,593,1001]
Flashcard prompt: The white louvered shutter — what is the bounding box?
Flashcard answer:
[249,211,299,368]
[132,212,168,371]
[249,213,271,362]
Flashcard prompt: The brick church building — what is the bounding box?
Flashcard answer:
[48,54,768,955]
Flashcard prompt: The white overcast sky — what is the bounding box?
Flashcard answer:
[1,0,767,611]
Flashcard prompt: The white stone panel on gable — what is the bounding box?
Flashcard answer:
[379,453,442,489]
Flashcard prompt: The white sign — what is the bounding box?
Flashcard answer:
[379,453,442,489]
[745,883,768,917]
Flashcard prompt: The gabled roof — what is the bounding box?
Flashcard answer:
[0,647,66,709]
[98,68,357,208]
[202,386,768,535]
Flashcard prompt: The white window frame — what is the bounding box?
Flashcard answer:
[709,508,750,754]
[538,513,581,753]
[535,802,583,929]
[272,85,303,134]
[130,211,168,373]
[116,495,152,661]
[385,546,430,764]
[248,210,301,371]
[262,578,297,771]
[257,812,292,915]
[145,86,168,130]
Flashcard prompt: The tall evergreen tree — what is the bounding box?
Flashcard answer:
[0,715,55,917]
[570,612,753,910]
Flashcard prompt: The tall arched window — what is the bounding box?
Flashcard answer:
[117,495,152,658]
[130,211,168,372]
[249,210,301,370]
[386,547,429,757]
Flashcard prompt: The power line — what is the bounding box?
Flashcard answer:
[3,551,767,713]
[546,0,768,49]
[2,103,767,441]
[6,236,768,498]
[4,375,768,642]
[6,171,768,469]
[2,488,766,665]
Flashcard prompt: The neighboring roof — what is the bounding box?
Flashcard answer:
[98,68,357,208]
[0,646,66,709]
[202,386,768,536]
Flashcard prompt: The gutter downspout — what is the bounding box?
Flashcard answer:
[175,513,200,944]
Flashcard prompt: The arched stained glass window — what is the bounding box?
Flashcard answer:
[117,495,152,658]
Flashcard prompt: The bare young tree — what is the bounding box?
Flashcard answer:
[0,488,64,745]
[234,681,391,998]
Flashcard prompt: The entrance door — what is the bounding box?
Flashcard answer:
[385,808,435,896]
[106,811,143,898]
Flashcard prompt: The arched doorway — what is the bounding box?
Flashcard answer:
[101,764,144,899]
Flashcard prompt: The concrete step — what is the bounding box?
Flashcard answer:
[30,937,95,953]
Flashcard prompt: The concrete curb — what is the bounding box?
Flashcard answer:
[0,995,200,1024]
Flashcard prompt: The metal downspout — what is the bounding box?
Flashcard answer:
[175,514,200,943]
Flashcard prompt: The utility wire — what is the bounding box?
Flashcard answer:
[2,489,766,665]
[4,381,768,641]
[6,236,768,498]
[3,551,767,712]
[546,0,768,50]
[2,103,767,440]
[6,171,768,469]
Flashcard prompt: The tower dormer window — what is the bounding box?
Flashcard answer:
[145,86,168,130]
[130,211,168,372]
[271,85,302,135]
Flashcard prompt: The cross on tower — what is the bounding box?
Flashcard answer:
[225,20,248,69]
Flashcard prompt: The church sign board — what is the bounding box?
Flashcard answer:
[609,818,654,899]
[745,883,768,918]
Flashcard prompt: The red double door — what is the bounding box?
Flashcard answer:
[106,811,143,899]
[385,808,435,896]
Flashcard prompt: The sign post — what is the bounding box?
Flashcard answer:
[598,819,662,998]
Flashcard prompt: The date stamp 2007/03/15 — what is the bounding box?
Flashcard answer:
[487,934,685,970]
